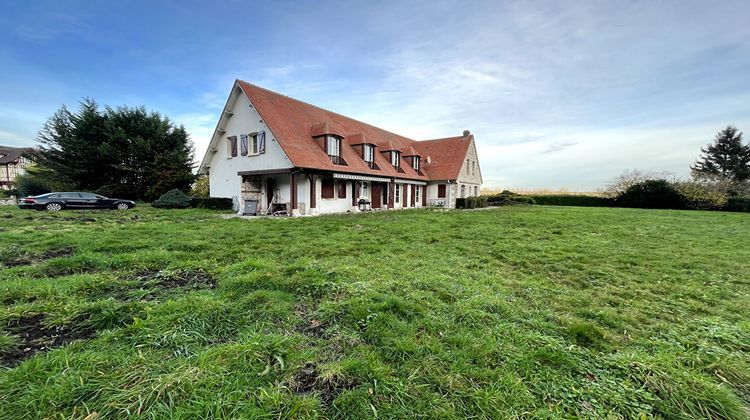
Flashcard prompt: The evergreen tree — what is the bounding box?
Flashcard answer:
[691,125,750,182]
[35,99,195,200]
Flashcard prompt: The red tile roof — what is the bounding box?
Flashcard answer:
[413,136,473,180]
[237,80,472,181]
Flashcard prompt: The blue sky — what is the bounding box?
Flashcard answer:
[1,0,748,190]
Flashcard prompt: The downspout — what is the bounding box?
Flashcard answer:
[446,180,452,208]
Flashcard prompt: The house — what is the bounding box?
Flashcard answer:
[198,80,483,215]
[0,146,34,190]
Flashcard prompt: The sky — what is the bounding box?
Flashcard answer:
[1,0,748,191]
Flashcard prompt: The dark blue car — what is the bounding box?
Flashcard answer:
[18,192,136,211]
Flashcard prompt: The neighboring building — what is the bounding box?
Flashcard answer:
[198,80,483,215]
[0,146,34,190]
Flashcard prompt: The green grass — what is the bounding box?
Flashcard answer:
[0,205,748,418]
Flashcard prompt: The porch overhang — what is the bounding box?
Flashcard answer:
[332,173,391,183]
[394,178,427,186]
[332,172,427,185]
[237,169,293,176]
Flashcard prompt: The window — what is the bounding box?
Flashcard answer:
[363,144,375,168]
[460,185,466,198]
[337,181,347,199]
[361,181,369,198]
[228,136,238,157]
[395,184,401,203]
[472,161,476,176]
[250,134,259,155]
[437,184,447,198]
[411,156,420,171]
[327,136,341,164]
[322,178,335,198]
[415,186,420,203]
[466,159,470,174]
[474,186,479,196]
[390,151,400,168]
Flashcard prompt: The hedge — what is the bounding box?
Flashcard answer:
[456,196,489,209]
[486,192,535,206]
[529,195,613,207]
[191,197,233,210]
[724,197,750,212]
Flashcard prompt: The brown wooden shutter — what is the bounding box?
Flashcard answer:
[411,184,416,207]
[322,178,334,198]
[371,183,382,208]
[422,186,427,206]
[338,181,347,199]
[352,182,359,206]
[438,184,446,198]
[388,183,395,208]
[229,136,238,157]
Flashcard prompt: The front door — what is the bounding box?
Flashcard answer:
[371,183,382,209]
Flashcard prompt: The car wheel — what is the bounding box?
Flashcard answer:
[116,202,130,210]
[46,203,63,212]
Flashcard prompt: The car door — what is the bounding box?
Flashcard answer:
[59,192,85,208]
[78,193,103,208]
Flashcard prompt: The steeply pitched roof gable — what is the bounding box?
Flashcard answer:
[413,136,473,181]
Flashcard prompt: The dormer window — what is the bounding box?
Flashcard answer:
[326,135,342,164]
[390,151,400,168]
[363,144,375,168]
[411,156,420,171]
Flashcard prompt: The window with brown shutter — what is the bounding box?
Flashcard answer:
[437,184,447,198]
[321,178,335,198]
[228,136,238,157]
[337,181,347,199]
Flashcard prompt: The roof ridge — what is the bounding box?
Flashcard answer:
[237,79,421,143]
[418,135,468,143]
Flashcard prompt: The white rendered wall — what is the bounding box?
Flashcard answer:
[205,87,293,200]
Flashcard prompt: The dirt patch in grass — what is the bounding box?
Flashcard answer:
[1,313,95,367]
[290,362,358,407]
[104,269,218,301]
[1,247,75,268]
[131,269,216,289]
[295,303,329,338]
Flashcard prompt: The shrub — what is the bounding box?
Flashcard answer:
[456,196,489,209]
[190,176,210,197]
[468,196,488,208]
[604,169,676,197]
[12,174,52,197]
[616,180,684,209]
[191,197,233,210]
[152,189,192,209]
[486,191,535,206]
[724,197,750,212]
[530,195,611,207]
[674,181,729,210]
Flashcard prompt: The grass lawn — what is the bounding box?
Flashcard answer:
[0,205,748,418]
